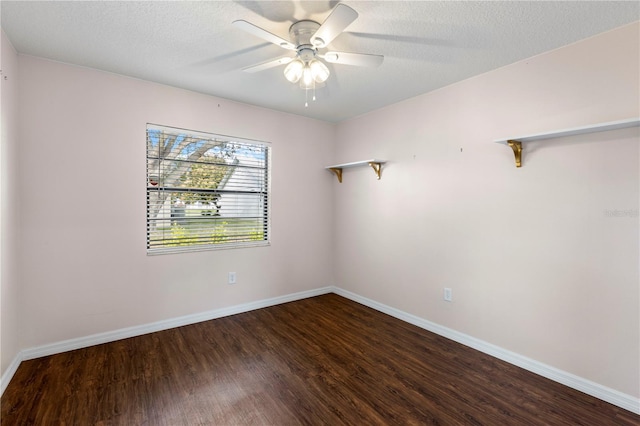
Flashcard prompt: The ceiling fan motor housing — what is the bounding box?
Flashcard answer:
[289,20,321,50]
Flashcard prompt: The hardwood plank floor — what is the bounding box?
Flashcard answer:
[2,294,638,425]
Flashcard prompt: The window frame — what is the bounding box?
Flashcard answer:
[146,124,271,255]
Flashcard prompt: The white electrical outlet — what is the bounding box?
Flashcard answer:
[228,272,237,285]
[443,287,452,302]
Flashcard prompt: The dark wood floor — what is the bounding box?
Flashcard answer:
[2,294,638,425]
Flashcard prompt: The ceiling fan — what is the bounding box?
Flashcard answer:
[233,3,383,105]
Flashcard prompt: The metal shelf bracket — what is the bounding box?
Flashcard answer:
[329,167,343,183]
[507,140,522,168]
[368,162,382,179]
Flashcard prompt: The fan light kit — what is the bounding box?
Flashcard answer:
[233,3,383,107]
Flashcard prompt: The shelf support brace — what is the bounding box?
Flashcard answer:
[368,162,382,179]
[507,140,522,168]
[329,167,343,183]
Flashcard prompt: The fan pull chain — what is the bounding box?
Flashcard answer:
[306,81,317,106]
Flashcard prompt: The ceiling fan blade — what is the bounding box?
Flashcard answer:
[241,56,294,73]
[321,51,384,67]
[233,20,296,50]
[310,4,358,48]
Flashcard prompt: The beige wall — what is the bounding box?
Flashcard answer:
[333,22,639,397]
[1,30,20,378]
[16,54,336,349]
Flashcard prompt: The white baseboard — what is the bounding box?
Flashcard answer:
[21,286,333,361]
[3,285,639,415]
[331,286,640,415]
[0,352,23,396]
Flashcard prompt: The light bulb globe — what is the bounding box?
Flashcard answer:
[302,65,314,88]
[309,60,330,83]
[283,60,303,83]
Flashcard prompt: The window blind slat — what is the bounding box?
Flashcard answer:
[146,125,270,254]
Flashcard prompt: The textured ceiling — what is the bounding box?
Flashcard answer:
[2,1,639,122]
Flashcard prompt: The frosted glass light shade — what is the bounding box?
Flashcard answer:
[302,66,314,88]
[309,60,330,83]
[283,59,304,83]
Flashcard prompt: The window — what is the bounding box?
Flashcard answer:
[146,124,270,254]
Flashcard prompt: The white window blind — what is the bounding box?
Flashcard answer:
[146,124,270,254]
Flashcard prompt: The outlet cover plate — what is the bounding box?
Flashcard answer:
[444,287,452,302]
